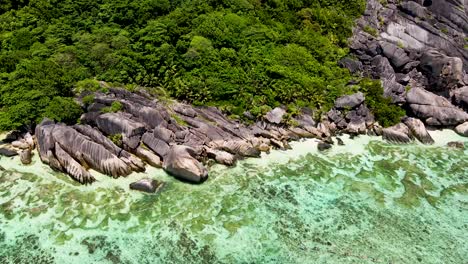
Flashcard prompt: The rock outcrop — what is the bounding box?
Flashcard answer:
[406,88,468,126]
[383,123,413,143]
[455,122,468,137]
[163,145,208,183]
[347,0,468,126]
[129,179,165,193]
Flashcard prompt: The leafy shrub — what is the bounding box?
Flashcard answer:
[102,101,123,113]
[360,79,405,127]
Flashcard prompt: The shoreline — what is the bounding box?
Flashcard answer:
[1,129,465,192]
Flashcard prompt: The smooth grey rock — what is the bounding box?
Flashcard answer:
[419,50,464,94]
[407,88,468,126]
[173,103,197,118]
[51,126,132,178]
[154,126,175,143]
[403,117,434,144]
[339,57,363,73]
[55,143,95,184]
[96,113,146,138]
[129,178,165,193]
[334,92,365,109]
[447,141,465,149]
[142,132,170,159]
[380,41,410,68]
[20,149,32,165]
[455,122,468,137]
[452,86,468,109]
[206,148,236,166]
[265,107,286,124]
[0,148,18,157]
[346,118,367,135]
[163,145,208,183]
[382,123,413,143]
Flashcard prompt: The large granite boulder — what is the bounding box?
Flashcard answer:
[163,145,208,183]
[419,50,464,95]
[334,92,365,109]
[406,88,468,126]
[264,107,286,124]
[142,132,170,159]
[452,86,468,110]
[95,113,146,149]
[54,143,95,184]
[403,117,434,144]
[20,149,32,165]
[380,41,410,68]
[382,123,413,143]
[135,147,162,168]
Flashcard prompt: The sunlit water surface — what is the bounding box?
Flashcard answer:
[0,131,467,263]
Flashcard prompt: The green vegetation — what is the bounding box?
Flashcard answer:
[102,101,123,113]
[360,79,405,127]
[363,25,379,37]
[0,0,369,130]
[108,133,123,147]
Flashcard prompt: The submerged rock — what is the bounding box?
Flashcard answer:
[447,141,465,150]
[334,92,365,109]
[406,88,468,126]
[55,143,95,184]
[129,178,165,193]
[20,149,32,165]
[317,141,332,151]
[455,122,468,137]
[264,107,286,124]
[163,145,208,183]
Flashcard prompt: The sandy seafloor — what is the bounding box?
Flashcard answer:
[0,130,467,263]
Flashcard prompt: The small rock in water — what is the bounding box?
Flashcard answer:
[447,141,465,150]
[317,141,332,151]
[0,148,18,157]
[129,178,165,193]
[0,165,5,171]
[20,149,32,165]
[336,137,344,146]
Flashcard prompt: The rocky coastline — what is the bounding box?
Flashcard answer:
[1,0,468,189]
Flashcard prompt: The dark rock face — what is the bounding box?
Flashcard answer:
[419,50,464,95]
[455,122,468,137]
[129,179,165,193]
[403,117,434,144]
[0,148,18,157]
[452,86,468,110]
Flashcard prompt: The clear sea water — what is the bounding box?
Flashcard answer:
[0,131,467,263]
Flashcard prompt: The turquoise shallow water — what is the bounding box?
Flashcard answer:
[0,131,467,263]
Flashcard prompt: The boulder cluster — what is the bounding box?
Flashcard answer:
[345,0,468,119]
[25,88,332,184]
